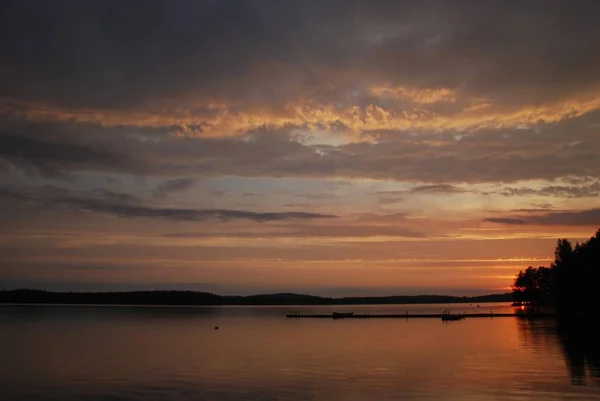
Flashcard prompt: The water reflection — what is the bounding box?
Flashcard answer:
[557,318,600,385]
[518,317,600,386]
[2,304,600,400]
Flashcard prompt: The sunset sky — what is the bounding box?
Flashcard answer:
[2,0,600,296]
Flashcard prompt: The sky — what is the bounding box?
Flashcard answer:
[2,0,600,296]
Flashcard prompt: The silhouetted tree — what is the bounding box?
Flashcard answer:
[512,266,554,305]
[513,228,600,313]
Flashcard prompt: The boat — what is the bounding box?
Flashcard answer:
[441,309,464,321]
[332,312,354,318]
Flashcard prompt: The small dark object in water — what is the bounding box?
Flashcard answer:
[441,314,464,321]
[441,309,464,321]
[214,326,219,330]
[332,312,354,318]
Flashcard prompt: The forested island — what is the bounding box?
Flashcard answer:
[0,289,511,306]
[513,228,600,313]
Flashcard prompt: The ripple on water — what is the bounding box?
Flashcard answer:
[1,304,599,400]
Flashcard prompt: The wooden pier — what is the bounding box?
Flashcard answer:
[286,312,556,319]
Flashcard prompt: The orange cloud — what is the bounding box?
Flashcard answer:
[3,86,600,139]
[369,86,458,104]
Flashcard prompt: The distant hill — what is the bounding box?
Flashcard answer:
[0,289,223,305]
[0,289,513,306]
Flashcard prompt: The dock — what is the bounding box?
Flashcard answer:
[286,312,556,319]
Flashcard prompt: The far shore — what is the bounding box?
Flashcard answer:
[0,289,512,306]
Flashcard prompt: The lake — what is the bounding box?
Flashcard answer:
[1,302,599,400]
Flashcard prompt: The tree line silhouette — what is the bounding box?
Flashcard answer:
[0,289,511,306]
[513,228,600,313]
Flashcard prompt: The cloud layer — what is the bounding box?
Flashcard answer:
[2,1,600,183]
[486,209,600,227]
[1,1,600,294]
[0,185,336,222]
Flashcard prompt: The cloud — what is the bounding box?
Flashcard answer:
[373,184,470,206]
[0,185,336,222]
[484,218,526,225]
[498,183,600,198]
[410,184,469,194]
[0,131,135,176]
[5,1,600,294]
[57,264,144,271]
[531,203,556,210]
[527,209,600,226]
[374,191,405,206]
[165,222,427,240]
[5,89,600,138]
[3,115,600,185]
[87,205,336,222]
[509,208,555,213]
[485,209,600,226]
[153,178,196,197]
[2,2,600,187]
[2,1,600,137]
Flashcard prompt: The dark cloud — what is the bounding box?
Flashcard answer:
[1,0,351,108]
[527,209,600,226]
[484,217,525,225]
[0,185,137,208]
[531,203,556,210]
[87,204,335,222]
[498,183,600,198]
[3,0,600,293]
[2,0,600,112]
[0,185,336,222]
[562,176,595,185]
[485,209,600,226]
[374,191,405,196]
[165,223,426,239]
[509,209,555,213]
[0,186,27,202]
[1,1,600,186]
[3,116,600,184]
[410,184,469,194]
[151,121,600,183]
[57,264,144,271]
[153,178,196,197]
[283,203,311,208]
[295,192,339,200]
[374,191,405,206]
[0,131,135,176]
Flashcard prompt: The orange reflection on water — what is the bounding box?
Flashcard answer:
[1,306,597,400]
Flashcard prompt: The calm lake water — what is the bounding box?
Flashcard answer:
[1,302,599,400]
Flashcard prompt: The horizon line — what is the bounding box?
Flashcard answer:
[1,288,512,299]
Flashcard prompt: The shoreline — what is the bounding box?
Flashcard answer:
[0,300,511,308]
